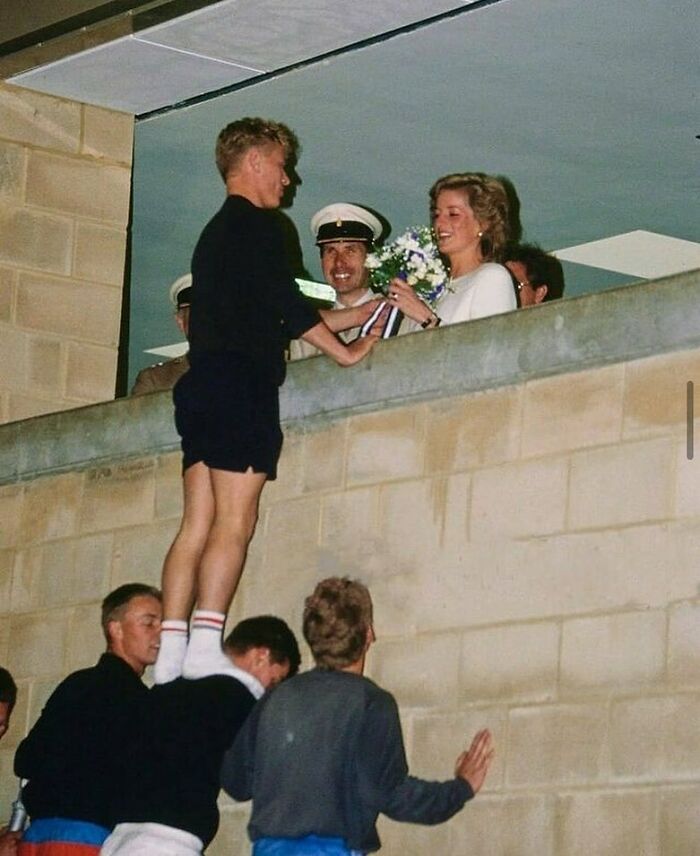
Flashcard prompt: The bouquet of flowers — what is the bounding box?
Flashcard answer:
[365,225,449,305]
[360,226,449,338]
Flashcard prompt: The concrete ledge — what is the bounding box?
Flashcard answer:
[1,268,699,484]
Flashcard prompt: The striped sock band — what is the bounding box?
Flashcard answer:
[161,619,188,636]
[191,610,226,632]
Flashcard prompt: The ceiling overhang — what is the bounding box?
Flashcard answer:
[1,0,484,116]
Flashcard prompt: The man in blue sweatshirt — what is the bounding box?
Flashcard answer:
[222,577,494,855]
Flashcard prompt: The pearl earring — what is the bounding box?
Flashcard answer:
[477,231,483,238]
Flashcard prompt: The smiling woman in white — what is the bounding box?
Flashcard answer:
[389,172,516,329]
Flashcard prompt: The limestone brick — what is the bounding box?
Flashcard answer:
[26,151,131,224]
[31,540,82,610]
[111,521,176,589]
[245,501,319,635]
[0,83,81,152]
[17,272,122,346]
[27,334,63,393]
[0,325,28,392]
[0,206,73,274]
[675,439,700,517]
[8,609,70,679]
[79,460,155,533]
[668,600,700,685]
[377,815,451,855]
[81,105,134,165]
[73,222,126,287]
[319,485,380,554]
[65,340,118,401]
[369,632,461,710]
[424,386,522,473]
[423,472,471,571]
[13,534,112,612]
[506,703,609,786]
[0,484,22,548]
[346,406,425,486]
[0,140,25,201]
[0,266,15,322]
[10,546,41,612]
[0,549,12,615]
[301,421,346,493]
[610,694,700,781]
[378,475,467,572]
[410,706,507,792]
[660,785,700,856]
[450,794,555,856]
[470,456,568,540]
[555,790,658,856]
[560,610,666,693]
[20,472,82,544]
[460,621,560,703]
[521,365,624,457]
[74,532,113,594]
[7,393,68,422]
[367,474,473,636]
[261,429,304,505]
[261,495,321,578]
[65,602,105,673]
[623,350,700,437]
[0,616,8,662]
[362,570,422,639]
[154,453,183,519]
[568,437,674,530]
[51,534,112,608]
[413,521,700,634]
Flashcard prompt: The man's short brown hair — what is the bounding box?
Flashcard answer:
[215,117,299,182]
[224,615,301,677]
[303,577,373,669]
[100,583,162,644]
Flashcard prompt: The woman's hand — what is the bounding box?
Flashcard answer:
[387,278,437,327]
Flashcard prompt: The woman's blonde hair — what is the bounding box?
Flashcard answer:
[429,172,511,261]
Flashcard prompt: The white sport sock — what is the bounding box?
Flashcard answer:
[154,619,188,685]
[182,610,231,679]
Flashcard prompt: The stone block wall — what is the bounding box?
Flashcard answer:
[0,81,133,423]
[1,334,700,854]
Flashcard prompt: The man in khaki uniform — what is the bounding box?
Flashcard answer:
[131,275,191,394]
[289,203,383,360]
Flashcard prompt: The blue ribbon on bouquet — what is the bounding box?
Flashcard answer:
[359,300,403,339]
[360,271,409,339]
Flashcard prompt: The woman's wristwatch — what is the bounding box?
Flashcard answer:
[421,313,442,329]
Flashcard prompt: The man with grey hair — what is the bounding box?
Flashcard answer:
[222,577,493,855]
